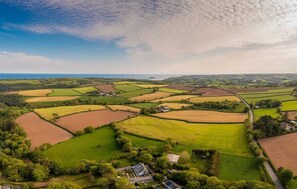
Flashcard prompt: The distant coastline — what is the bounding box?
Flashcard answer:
[0,73,180,80]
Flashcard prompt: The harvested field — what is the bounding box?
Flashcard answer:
[107,105,141,113]
[167,85,194,91]
[114,84,142,92]
[73,87,97,94]
[158,103,192,109]
[159,88,187,93]
[282,111,297,120]
[130,91,172,102]
[154,110,247,123]
[16,112,73,149]
[48,89,82,96]
[151,95,197,102]
[259,132,297,174]
[95,84,115,93]
[137,84,167,88]
[18,89,53,97]
[26,96,79,103]
[55,109,135,132]
[189,96,240,103]
[34,105,106,120]
[190,88,234,96]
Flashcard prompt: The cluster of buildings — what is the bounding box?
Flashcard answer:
[280,121,297,132]
[157,105,171,113]
[98,91,118,97]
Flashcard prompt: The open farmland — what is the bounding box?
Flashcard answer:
[191,87,234,96]
[73,86,97,94]
[189,96,240,103]
[129,91,172,102]
[153,110,247,123]
[281,100,297,111]
[151,95,197,102]
[259,132,297,174]
[48,88,82,96]
[117,116,252,157]
[25,96,79,103]
[158,103,192,109]
[120,88,153,98]
[108,105,141,113]
[34,105,106,120]
[55,109,135,132]
[79,96,130,104]
[254,108,281,121]
[137,84,167,88]
[130,102,159,109]
[245,95,296,104]
[18,89,53,97]
[114,84,142,92]
[0,79,40,84]
[283,111,297,120]
[44,127,121,168]
[158,87,187,93]
[16,112,73,149]
[95,84,116,92]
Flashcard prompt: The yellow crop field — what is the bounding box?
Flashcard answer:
[18,89,53,97]
[137,84,167,88]
[129,91,172,102]
[34,105,106,120]
[73,87,97,94]
[153,110,247,123]
[26,96,79,103]
[189,96,240,103]
[151,95,197,102]
[107,105,141,113]
[158,103,192,109]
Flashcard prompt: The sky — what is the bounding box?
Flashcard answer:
[0,0,297,74]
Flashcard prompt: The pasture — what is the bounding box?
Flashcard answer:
[18,89,53,97]
[48,88,82,96]
[253,108,281,121]
[120,88,153,98]
[114,84,142,92]
[34,105,106,120]
[189,96,240,103]
[281,100,297,111]
[219,154,260,181]
[16,112,73,150]
[25,96,79,103]
[117,116,252,157]
[130,102,159,109]
[78,96,130,104]
[158,87,187,93]
[153,110,247,123]
[55,109,135,132]
[244,95,296,104]
[158,103,192,109]
[73,86,97,94]
[151,95,197,102]
[129,91,172,102]
[191,88,233,96]
[107,105,141,113]
[44,127,121,168]
[137,84,167,88]
[259,132,297,174]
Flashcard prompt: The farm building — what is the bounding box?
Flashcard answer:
[132,163,149,177]
[167,154,180,163]
[157,105,171,112]
[162,180,182,189]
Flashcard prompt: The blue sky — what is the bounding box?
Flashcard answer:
[0,0,297,74]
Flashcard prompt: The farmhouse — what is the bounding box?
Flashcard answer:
[167,154,180,163]
[157,105,171,113]
[162,180,182,189]
[132,163,149,177]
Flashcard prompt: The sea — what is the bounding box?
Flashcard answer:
[0,73,181,80]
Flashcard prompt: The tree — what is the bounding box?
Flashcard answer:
[277,167,294,186]
[178,151,190,164]
[161,143,172,153]
[115,177,134,189]
[48,178,82,189]
[96,177,110,188]
[139,153,153,164]
[52,113,59,121]
[84,126,94,133]
[156,156,170,169]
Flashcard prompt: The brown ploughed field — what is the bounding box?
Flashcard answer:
[16,112,73,149]
[190,87,233,96]
[282,111,297,120]
[55,109,135,132]
[259,133,297,174]
[95,84,115,93]
[228,88,270,93]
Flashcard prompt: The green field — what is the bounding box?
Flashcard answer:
[117,116,252,157]
[130,102,159,109]
[34,105,106,120]
[219,154,260,181]
[120,88,154,98]
[288,179,297,189]
[0,79,40,84]
[253,108,281,121]
[48,89,82,96]
[78,96,130,104]
[240,92,290,99]
[124,133,165,149]
[44,127,121,168]
[245,95,296,104]
[158,87,186,93]
[239,88,294,95]
[73,87,97,94]
[114,84,143,92]
[281,100,297,111]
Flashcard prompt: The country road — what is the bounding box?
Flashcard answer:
[236,94,284,189]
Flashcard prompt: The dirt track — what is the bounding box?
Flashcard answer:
[259,133,297,174]
[55,109,135,132]
[16,112,73,149]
